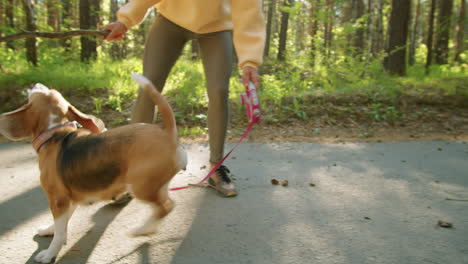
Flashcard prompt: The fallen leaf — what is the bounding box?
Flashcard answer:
[271,179,279,185]
[438,220,453,228]
[309,183,316,187]
[281,180,289,186]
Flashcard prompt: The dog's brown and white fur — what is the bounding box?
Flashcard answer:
[0,74,187,263]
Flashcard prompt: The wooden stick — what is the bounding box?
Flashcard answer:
[445,198,468,202]
[0,30,110,42]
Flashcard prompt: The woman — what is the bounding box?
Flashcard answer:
[104,0,265,197]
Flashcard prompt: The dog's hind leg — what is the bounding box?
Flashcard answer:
[131,183,174,236]
[34,198,75,263]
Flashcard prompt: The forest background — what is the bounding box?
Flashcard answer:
[0,0,467,142]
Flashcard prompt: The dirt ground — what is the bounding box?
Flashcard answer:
[183,121,468,144]
[180,102,468,144]
[1,89,467,143]
[1,109,467,144]
[1,123,467,144]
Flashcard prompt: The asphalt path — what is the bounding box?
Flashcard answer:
[0,141,467,264]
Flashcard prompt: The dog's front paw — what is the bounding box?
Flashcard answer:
[37,225,54,236]
[34,250,56,263]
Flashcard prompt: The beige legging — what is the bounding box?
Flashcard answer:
[131,15,233,164]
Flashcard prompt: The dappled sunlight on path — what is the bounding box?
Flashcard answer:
[0,141,467,263]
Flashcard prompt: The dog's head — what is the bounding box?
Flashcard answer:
[0,83,106,141]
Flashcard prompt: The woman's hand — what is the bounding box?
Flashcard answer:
[103,21,128,41]
[242,66,260,89]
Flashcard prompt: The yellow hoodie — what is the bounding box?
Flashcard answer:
[117,0,266,69]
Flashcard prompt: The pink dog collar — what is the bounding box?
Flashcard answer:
[32,122,78,153]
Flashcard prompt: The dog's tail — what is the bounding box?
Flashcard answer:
[131,73,176,135]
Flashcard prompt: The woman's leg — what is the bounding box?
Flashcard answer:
[132,16,189,123]
[198,31,237,197]
[198,31,234,164]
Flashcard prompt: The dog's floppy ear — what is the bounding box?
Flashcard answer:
[67,105,106,133]
[0,103,33,140]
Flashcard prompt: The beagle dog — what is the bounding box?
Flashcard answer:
[0,74,187,263]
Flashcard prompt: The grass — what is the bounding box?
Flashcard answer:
[0,50,140,93]
[1,47,467,137]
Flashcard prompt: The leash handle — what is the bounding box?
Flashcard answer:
[240,82,261,123]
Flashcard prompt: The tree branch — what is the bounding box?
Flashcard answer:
[0,30,110,42]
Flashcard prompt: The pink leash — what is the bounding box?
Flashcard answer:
[170,82,261,191]
[169,120,257,191]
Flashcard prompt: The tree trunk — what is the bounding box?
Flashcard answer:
[367,0,374,57]
[368,0,384,57]
[190,39,199,60]
[5,0,15,49]
[454,0,465,62]
[409,0,421,65]
[344,0,365,57]
[353,0,365,54]
[324,0,334,61]
[71,0,79,28]
[264,0,276,57]
[5,0,14,29]
[45,0,60,48]
[375,0,384,55]
[277,0,294,61]
[309,0,319,66]
[60,0,72,50]
[109,0,124,59]
[0,0,3,38]
[0,0,4,52]
[295,4,306,52]
[80,0,100,62]
[22,0,37,65]
[434,0,454,64]
[384,0,411,76]
[46,0,59,31]
[293,4,309,51]
[425,0,436,73]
